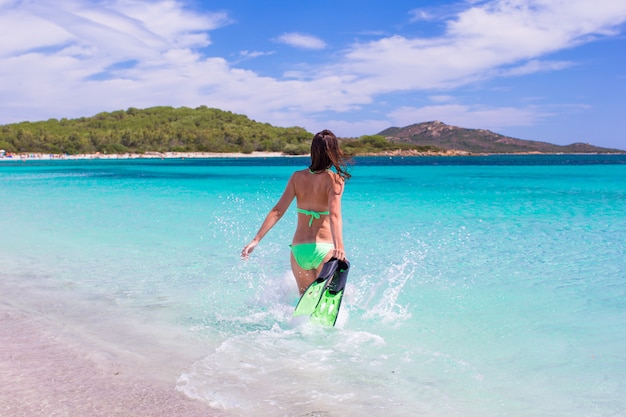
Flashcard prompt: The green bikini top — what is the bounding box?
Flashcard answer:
[297,208,329,226]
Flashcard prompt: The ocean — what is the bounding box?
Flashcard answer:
[1,154,625,417]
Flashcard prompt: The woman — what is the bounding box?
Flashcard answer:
[241,129,351,294]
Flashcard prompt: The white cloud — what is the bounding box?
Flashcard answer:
[0,0,625,137]
[499,60,574,76]
[0,9,72,57]
[428,95,456,103]
[239,50,274,59]
[386,104,546,131]
[337,0,626,94]
[409,9,436,22]
[0,0,233,121]
[320,118,392,138]
[275,33,327,50]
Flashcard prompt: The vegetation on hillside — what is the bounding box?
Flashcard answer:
[0,106,438,156]
[341,135,440,155]
[380,121,625,154]
[2,108,621,156]
[0,106,310,155]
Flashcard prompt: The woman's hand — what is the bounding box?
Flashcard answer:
[241,240,258,259]
[332,247,347,262]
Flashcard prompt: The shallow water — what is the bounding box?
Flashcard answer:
[1,155,625,416]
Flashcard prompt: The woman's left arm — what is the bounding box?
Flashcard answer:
[241,175,296,258]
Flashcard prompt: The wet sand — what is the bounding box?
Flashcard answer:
[0,308,226,417]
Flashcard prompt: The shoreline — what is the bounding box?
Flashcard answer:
[0,261,226,417]
[0,149,626,161]
[0,304,226,417]
[1,149,624,162]
[0,151,294,161]
[0,149,472,160]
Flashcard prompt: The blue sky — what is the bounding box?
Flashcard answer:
[1,0,625,149]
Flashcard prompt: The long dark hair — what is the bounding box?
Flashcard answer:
[309,129,351,181]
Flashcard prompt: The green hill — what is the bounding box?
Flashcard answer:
[0,106,312,155]
[0,106,439,156]
[379,121,624,154]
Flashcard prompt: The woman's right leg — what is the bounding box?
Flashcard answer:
[290,253,317,295]
[290,249,334,295]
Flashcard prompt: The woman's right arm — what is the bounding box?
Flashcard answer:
[328,176,346,261]
[241,174,296,258]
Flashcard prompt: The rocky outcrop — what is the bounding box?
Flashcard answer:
[378,121,624,154]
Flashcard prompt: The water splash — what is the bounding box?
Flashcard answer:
[358,254,420,325]
[175,324,426,417]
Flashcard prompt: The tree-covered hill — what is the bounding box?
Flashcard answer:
[0,106,439,156]
[0,106,314,155]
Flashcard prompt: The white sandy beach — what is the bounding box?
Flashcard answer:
[0,306,227,417]
[0,148,475,161]
[0,151,292,161]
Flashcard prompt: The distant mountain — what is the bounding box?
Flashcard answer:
[378,121,624,154]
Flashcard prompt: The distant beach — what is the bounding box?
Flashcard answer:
[0,151,290,161]
[0,148,474,161]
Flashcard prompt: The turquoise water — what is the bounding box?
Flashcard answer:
[1,155,625,416]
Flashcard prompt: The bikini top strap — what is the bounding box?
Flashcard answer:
[297,208,330,226]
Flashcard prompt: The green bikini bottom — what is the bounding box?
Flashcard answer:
[290,242,334,270]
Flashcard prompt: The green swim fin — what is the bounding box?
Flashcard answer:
[311,260,350,327]
[293,259,340,317]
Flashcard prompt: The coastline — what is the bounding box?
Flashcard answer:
[0,149,477,161]
[0,304,226,417]
[0,151,293,161]
[0,257,226,416]
[2,149,623,162]
[0,150,464,160]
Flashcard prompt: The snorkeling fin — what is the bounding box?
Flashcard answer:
[311,259,350,327]
[293,258,340,317]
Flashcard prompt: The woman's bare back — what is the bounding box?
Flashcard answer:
[291,169,341,245]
